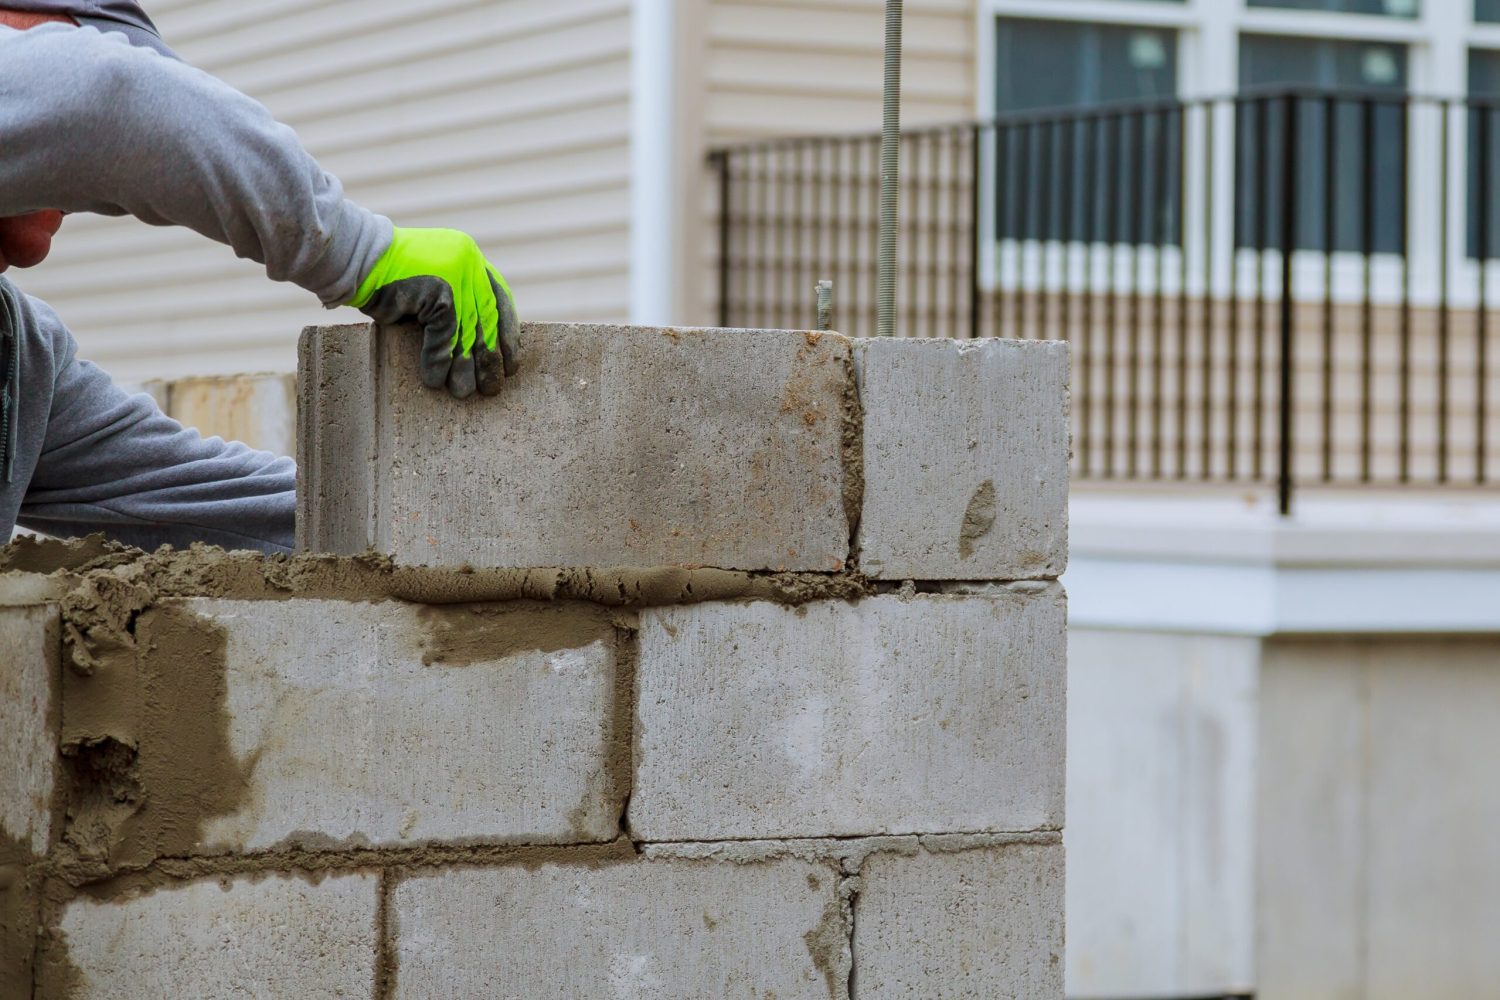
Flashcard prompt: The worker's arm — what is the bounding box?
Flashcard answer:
[0,23,518,397]
[15,295,294,554]
[0,23,382,308]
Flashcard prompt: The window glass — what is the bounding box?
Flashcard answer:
[1250,0,1418,16]
[1237,35,1408,254]
[995,19,1181,246]
[1468,51,1500,258]
[996,19,1177,112]
[1478,0,1500,20]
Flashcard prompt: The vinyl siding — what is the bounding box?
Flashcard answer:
[680,0,978,325]
[701,0,977,144]
[18,0,634,380]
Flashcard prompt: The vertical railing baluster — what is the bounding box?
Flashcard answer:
[756,147,770,329]
[1253,96,1270,483]
[1152,106,1169,479]
[1176,103,1190,480]
[1227,99,1242,481]
[1016,122,1032,338]
[1439,101,1451,483]
[1081,114,1100,477]
[1399,96,1413,484]
[715,152,731,327]
[1038,120,1054,340]
[905,134,920,337]
[1322,94,1337,482]
[1104,112,1120,478]
[1202,100,1217,481]
[1061,116,1076,353]
[947,130,962,339]
[1479,102,1491,484]
[1279,94,1300,516]
[969,126,983,340]
[1361,98,1376,484]
[996,123,1010,336]
[1127,109,1144,479]
[928,131,942,338]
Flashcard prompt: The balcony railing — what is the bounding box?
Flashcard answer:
[710,89,1500,512]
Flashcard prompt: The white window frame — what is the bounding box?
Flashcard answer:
[978,0,1500,309]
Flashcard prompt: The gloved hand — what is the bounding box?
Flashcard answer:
[349,227,520,399]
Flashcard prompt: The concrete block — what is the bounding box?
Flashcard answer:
[172,598,623,852]
[854,841,1064,999]
[49,872,377,998]
[299,322,852,571]
[1,604,59,857]
[392,856,847,999]
[630,590,1065,841]
[146,373,297,458]
[854,337,1068,580]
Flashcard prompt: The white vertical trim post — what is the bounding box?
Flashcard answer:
[630,0,678,325]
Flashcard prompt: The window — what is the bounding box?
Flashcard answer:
[996,19,1177,112]
[1478,0,1500,22]
[995,18,1181,245]
[1237,35,1408,253]
[1249,0,1419,16]
[1469,51,1500,258]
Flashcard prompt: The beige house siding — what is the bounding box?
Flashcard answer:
[678,0,979,325]
[701,0,977,144]
[19,0,634,381]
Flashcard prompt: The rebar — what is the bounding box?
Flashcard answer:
[876,0,903,337]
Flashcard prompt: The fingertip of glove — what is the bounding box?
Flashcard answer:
[475,344,506,396]
[447,354,478,399]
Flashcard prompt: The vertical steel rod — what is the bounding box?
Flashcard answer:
[876,0,903,337]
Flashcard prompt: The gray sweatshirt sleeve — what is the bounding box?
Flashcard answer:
[0,22,392,306]
[11,293,294,554]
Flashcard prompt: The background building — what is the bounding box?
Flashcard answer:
[15,2,1500,998]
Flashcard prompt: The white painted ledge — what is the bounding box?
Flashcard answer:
[1067,489,1500,635]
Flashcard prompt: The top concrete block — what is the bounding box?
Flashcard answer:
[854,337,1068,580]
[299,323,853,571]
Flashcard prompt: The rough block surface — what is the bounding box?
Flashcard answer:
[299,322,852,571]
[392,857,848,999]
[630,590,1066,841]
[50,872,377,999]
[1,604,58,856]
[855,337,1068,580]
[855,842,1065,999]
[183,598,623,851]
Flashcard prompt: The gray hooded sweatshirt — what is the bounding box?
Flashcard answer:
[0,11,392,553]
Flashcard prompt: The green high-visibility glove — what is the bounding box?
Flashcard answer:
[349,227,520,399]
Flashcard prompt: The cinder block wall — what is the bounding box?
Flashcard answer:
[1,323,1069,999]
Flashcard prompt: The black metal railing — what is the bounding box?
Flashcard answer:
[711,89,1500,512]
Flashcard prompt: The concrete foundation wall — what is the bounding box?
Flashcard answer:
[1068,624,1500,1000]
[1259,636,1500,1000]
[1,323,1068,997]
